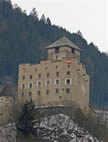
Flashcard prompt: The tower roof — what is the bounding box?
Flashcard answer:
[46,36,80,51]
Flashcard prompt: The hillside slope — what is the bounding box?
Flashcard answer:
[0,1,108,108]
[0,114,100,142]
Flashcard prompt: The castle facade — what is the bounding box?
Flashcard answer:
[18,36,90,112]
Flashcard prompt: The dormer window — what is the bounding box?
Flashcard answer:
[72,48,75,54]
[55,47,59,53]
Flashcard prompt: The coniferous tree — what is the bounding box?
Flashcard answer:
[30,8,38,21]
[76,30,83,37]
[16,99,36,136]
[47,17,51,25]
[40,14,47,23]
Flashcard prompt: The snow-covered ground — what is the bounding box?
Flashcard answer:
[0,114,102,142]
[37,114,100,142]
[0,123,16,142]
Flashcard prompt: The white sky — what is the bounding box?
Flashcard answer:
[11,0,108,52]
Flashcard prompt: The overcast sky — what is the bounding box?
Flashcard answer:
[11,0,108,52]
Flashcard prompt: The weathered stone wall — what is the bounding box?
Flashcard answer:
[18,57,89,112]
[0,96,16,126]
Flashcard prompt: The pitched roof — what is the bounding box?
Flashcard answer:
[46,36,80,51]
[0,84,16,99]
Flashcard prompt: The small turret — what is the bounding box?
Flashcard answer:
[46,36,81,61]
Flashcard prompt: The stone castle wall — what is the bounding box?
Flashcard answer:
[0,96,16,126]
[18,58,89,112]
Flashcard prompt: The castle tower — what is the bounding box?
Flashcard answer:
[47,36,80,61]
[18,36,90,112]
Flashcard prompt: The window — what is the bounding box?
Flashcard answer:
[22,75,25,80]
[72,48,75,54]
[56,65,58,69]
[67,71,70,75]
[22,84,25,89]
[56,72,59,77]
[38,90,41,95]
[66,88,70,93]
[35,68,37,72]
[59,96,62,99]
[47,73,50,78]
[37,81,42,87]
[55,47,59,53]
[29,92,32,96]
[56,88,59,94]
[62,88,64,91]
[29,83,32,88]
[55,79,60,85]
[45,80,50,86]
[65,78,72,84]
[38,74,41,78]
[46,89,49,95]
[68,65,70,68]
[30,75,32,79]
[67,79,70,84]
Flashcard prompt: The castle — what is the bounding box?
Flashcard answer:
[18,36,90,112]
